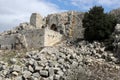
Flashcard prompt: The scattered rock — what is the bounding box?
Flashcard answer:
[40,70,49,77]
[23,71,32,79]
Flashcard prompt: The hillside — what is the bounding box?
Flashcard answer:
[0,9,120,80]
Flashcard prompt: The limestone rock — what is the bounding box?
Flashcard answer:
[15,76,23,80]
[23,70,32,79]
[32,72,40,78]
[30,13,43,28]
[10,58,17,64]
[12,71,19,76]
[40,70,49,77]
[45,11,84,40]
[11,65,21,72]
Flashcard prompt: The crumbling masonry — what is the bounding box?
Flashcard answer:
[0,11,84,50]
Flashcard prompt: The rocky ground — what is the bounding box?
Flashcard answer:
[0,40,120,80]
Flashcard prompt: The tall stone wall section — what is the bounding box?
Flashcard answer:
[44,28,63,46]
[21,29,44,49]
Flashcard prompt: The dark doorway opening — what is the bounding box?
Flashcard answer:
[51,24,57,31]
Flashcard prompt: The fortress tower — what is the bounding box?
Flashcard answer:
[30,13,43,28]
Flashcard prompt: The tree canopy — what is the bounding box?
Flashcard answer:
[83,6,117,42]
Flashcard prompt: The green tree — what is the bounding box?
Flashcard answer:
[83,6,117,42]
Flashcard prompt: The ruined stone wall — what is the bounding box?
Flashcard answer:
[71,12,85,40]
[21,29,44,49]
[45,11,84,40]
[0,11,84,50]
[0,33,24,50]
[0,28,63,50]
[44,28,63,46]
[0,34,17,50]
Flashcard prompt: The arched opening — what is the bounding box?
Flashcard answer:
[50,24,57,31]
[41,26,45,28]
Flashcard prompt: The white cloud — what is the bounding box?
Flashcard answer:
[0,0,64,32]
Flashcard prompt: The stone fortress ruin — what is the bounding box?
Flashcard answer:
[0,11,84,50]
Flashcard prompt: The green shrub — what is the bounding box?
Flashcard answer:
[83,6,117,42]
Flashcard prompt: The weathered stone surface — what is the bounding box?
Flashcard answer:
[15,76,23,80]
[46,11,84,40]
[12,71,19,76]
[44,28,63,46]
[21,29,44,49]
[35,66,42,71]
[53,75,61,80]
[23,71,32,79]
[30,13,43,28]
[18,22,35,30]
[12,65,21,72]
[32,72,40,78]
[28,65,34,72]
[10,58,17,64]
[40,70,49,77]
[48,68,54,77]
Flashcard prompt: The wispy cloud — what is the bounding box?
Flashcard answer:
[97,0,120,8]
[71,0,120,11]
[0,0,64,32]
[71,0,96,11]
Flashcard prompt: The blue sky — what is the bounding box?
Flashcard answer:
[0,0,120,32]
